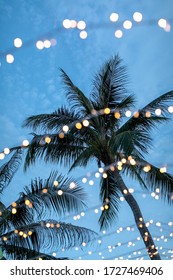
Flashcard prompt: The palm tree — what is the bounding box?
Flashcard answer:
[0,151,97,260]
[19,55,173,260]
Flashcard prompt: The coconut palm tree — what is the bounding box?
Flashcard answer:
[0,150,97,260]
[20,55,173,260]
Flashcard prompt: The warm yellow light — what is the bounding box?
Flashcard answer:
[57,190,63,195]
[104,108,111,114]
[123,20,132,29]
[46,223,50,228]
[45,136,51,143]
[110,13,119,22]
[4,148,10,155]
[121,158,127,164]
[99,167,104,173]
[128,155,132,160]
[145,111,151,118]
[59,132,65,139]
[82,119,90,127]
[139,217,143,221]
[133,111,140,118]
[19,231,24,236]
[102,173,108,178]
[133,12,143,22]
[11,202,17,207]
[75,122,82,129]
[77,20,86,30]
[143,165,151,172]
[23,233,27,238]
[110,165,115,171]
[22,139,29,147]
[54,181,59,187]
[117,161,122,166]
[104,205,109,210]
[38,258,43,260]
[115,30,123,38]
[36,40,44,50]
[0,211,2,216]
[156,188,160,193]
[3,237,7,241]
[12,208,17,214]
[14,38,23,48]
[6,54,14,63]
[28,231,33,236]
[80,30,88,39]
[42,188,48,193]
[160,167,166,173]
[118,165,122,171]
[139,224,143,228]
[14,229,18,234]
[25,199,30,206]
[114,112,121,119]
[0,153,5,160]
[56,223,60,228]
[123,189,128,194]
[62,125,69,132]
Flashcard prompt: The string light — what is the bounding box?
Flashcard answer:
[14,38,23,48]
[133,12,143,22]
[123,20,132,30]
[79,30,88,39]
[110,13,119,22]
[6,54,14,63]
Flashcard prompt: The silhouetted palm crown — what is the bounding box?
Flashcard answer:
[24,55,173,229]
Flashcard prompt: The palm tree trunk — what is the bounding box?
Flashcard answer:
[113,167,161,260]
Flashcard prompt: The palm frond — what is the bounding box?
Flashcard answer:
[0,149,22,194]
[60,69,94,116]
[23,106,81,133]
[91,55,130,109]
[98,170,120,230]
[122,158,173,204]
[1,220,97,252]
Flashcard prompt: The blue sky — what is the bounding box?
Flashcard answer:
[0,0,173,260]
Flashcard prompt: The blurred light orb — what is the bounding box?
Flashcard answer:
[63,19,71,29]
[44,40,51,48]
[77,20,86,30]
[125,110,132,117]
[22,139,29,147]
[62,125,69,132]
[6,54,14,63]
[82,119,90,127]
[14,38,23,48]
[110,13,119,22]
[71,20,77,28]
[50,38,57,46]
[123,20,132,29]
[155,108,162,116]
[115,30,123,38]
[133,12,143,22]
[36,40,44,50]
[0,153,5,160]
[80,30,88,39]
[158,18,167,28]
[168,106,173,113]
[4,148,10,155]
[164,23,171,32]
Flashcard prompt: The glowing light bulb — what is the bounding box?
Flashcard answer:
[25,199,30,206]
[82,119,89,127]
[158,18,167,28]
[12,208,17,214]
[0,153,5,160]
[143,165,151,172]
[130,159,136,165]
[6,54,14,63]
[4,148,10,154]
[63,19,71,29]
[75,122,82,129]
[133,12,143,22]
[14,38,23,48]
[123,20,132,29]
[145,111,151,118]
[110,13,119,22]
[133,111,140,118]
[22,139,29,147]
[95,172,100,178]
[45,136,51,143]
[104,108,111,114]
[82,177,87,183]
[168,106,173,113]
[160,167,167,173]
[77,20,86,30]
[125,110,132,117]
[36,40,44,50]
[80,30,88,39]
[57,190,63,195]
[155,108,162,116]
[89,180,94,186]
[44,40,51,48]
[115,30,123,38]
[69,182,76,189]
[62,125,69,132]
[71,20,77,28]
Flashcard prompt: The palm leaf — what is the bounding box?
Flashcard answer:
[0,149,22,194]
[98,170,120,229]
